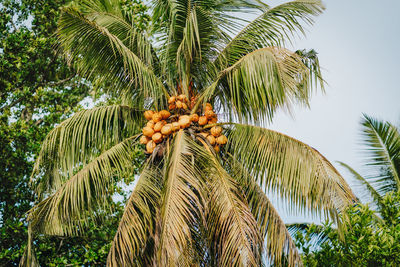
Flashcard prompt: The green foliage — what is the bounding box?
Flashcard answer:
[295,192,400,267]
[0,0,147,265]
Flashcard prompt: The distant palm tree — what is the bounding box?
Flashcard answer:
[24,0,355,266]
[338,114,400,213]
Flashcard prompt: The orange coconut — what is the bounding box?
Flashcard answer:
[144,110,154,120]
[146,140,156,153]
[159,110,171,120]
[216,135,228,145]
[211,126,222,137]
[142,126,154,137]
[198,116,208,126]
[152,132,163,143]
[139,136,150,145]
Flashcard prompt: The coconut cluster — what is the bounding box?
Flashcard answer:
[140,94,228,154]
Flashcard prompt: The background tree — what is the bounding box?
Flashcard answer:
[293,114,400,266]
[26,0,356,266]
[0,0,148,265]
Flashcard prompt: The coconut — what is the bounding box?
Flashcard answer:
[211,126,222,137]
[144,110,154,120]
[209,117,218,124]
[152,112,162,123]
[140,135,149,145]
[146,120,155,128]
[178,94,187,101]
[168,104,176,110]
[154,120,166,132]
[142,126,154,137]
[171,122,180,131]
[159,110,171,120]
[205,110,215,119]
[214,145,220,153]
[205,103,213,111]
[198,116,208,126]
[168,96,176,104]
[191,114,199,122]
[176,100,183,109]
[206,135,216,145]
[179,115,191,128]
[216,135,228,145]
[182,102,188,110]
[146,140,156,153]
[161,124,173,135]
[152,132,163,143]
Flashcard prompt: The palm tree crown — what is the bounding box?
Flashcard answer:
[26,0,356,266]
[339,114,400,213]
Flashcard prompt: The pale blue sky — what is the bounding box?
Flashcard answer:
[263,0,400,222]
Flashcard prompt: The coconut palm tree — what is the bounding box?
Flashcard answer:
[338,114,400,213]
[24,0,356,266]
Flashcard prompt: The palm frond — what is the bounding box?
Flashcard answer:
[107,162,162,266]
[32,105,141,197]
[227,124,356,222]
[28,135,139,236]
[360,114,400,194]
[227,154,301,267]
[57,7,168,106]
[156,130,207,265]
[19,225,39,267]
[215,0,325,69]
[202,143,262,266]
[199,47,318,123]
[286,223,328,248]
[337,161,382,206]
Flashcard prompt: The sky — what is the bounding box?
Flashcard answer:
[261,0,400,223]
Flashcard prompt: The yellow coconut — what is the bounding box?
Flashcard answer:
[139,135,149,145]
[171,122,180,131]
[209,117,218,124]
[214,145,220,153]
[152,112,162,123]
[154,120,166,132]
[191,114,199,122]
[152,132,163,143]
[216,135,228,145]
[142,126,154,137]
[146,120,155,128]
[198,116,208,126]
[206,135,216,145]
[168,96,176,104]
[179,115,191,128]
[161,124,173,135]
[210,126,222,137]
[205,110,215,119]
[168,104,176,110]
[176,100,183,109]
[159,110,171,120]
[178,94,187,101]
[144,110,154,120]
[146,140,156,153]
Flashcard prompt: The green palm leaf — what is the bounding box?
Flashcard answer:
[215,0,325,69]
[32,105,141,197]
[203,144,262,266]
[107,162,162,266]
[57,6,168,106]
[156,130,207,265]
[28,135,139,236]
[337,161,382,206]
[198,47,318,123]
[360,114,400,194]
[227,154,301,266]
[227,124,356,221]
